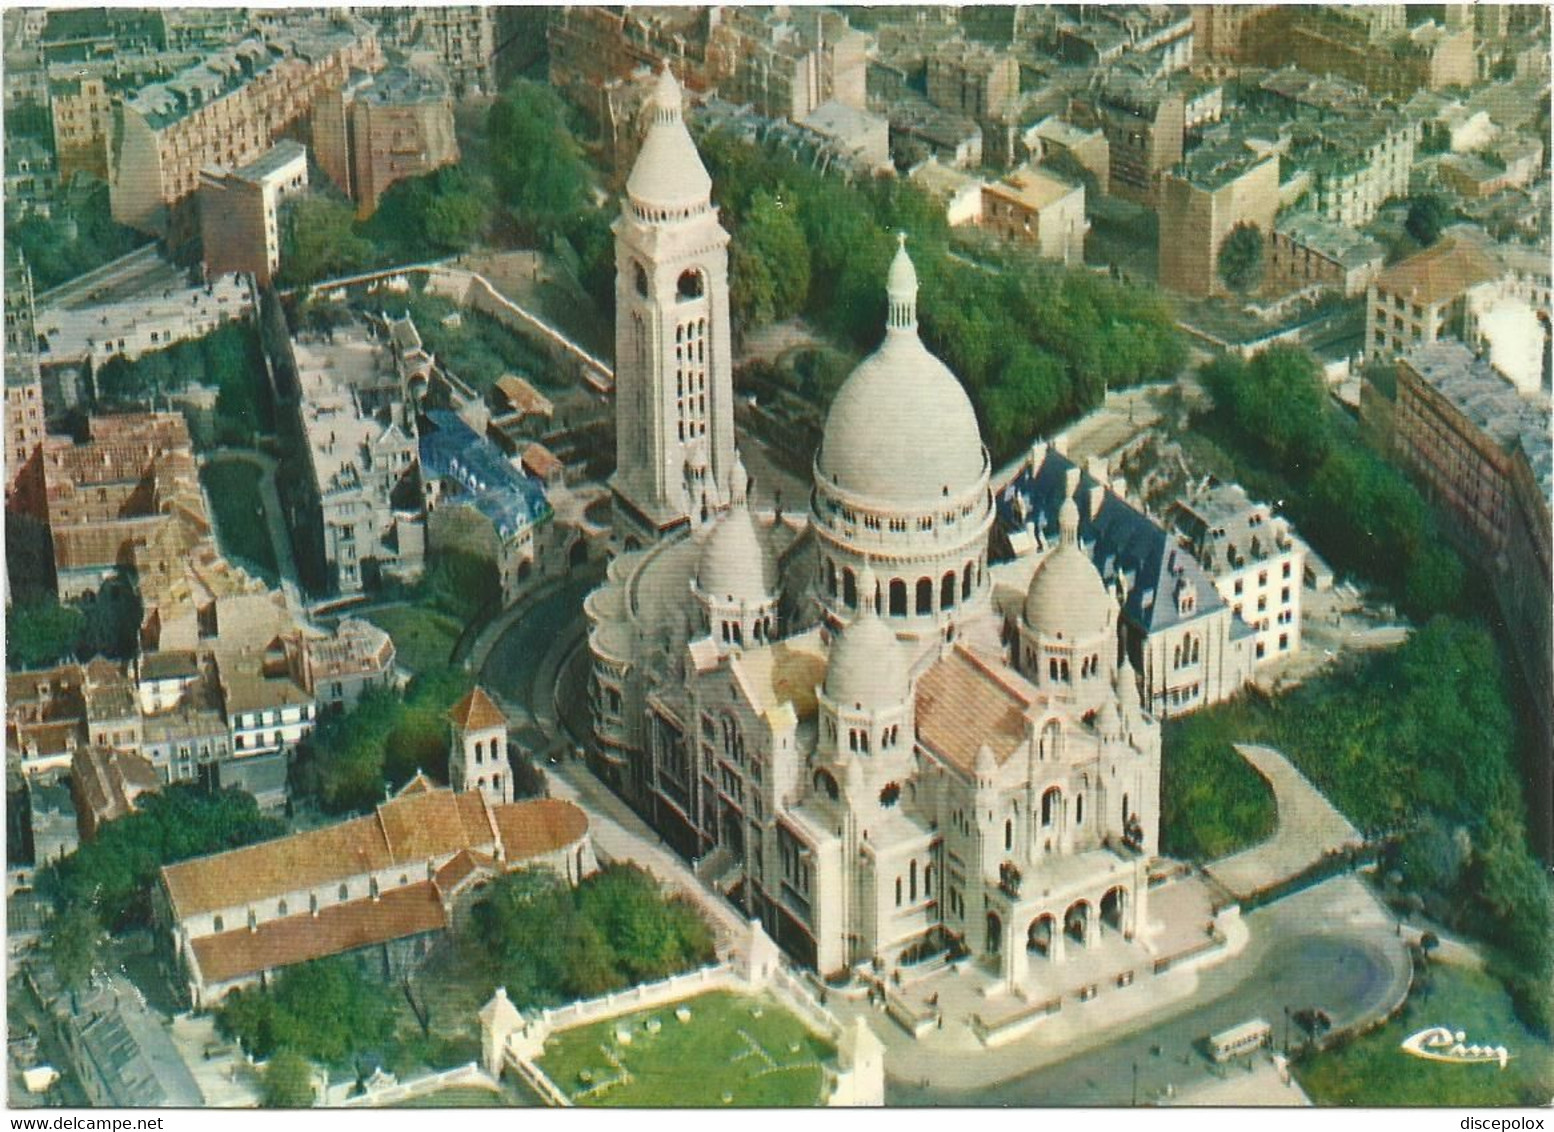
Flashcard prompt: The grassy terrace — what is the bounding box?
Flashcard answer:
[361,606,462,675]
[1295,964,1554,1106]
[199,461,278,584]
[535,991,835,1107]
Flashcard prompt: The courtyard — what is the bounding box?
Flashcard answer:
[534,990,835,1106]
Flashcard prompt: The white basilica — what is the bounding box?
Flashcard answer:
[586,67,1163,987]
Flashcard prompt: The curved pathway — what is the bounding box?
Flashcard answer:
[1205,744,1363,901]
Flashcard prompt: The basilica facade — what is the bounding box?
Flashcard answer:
[586,67,1162,986]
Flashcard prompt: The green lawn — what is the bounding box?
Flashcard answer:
[400,1086,505,1107]
[1296,964,1554,1107]
[535,991,835,1107]
[1160,702,1278,861]
[200,461,279,583]
[362,606,462,675]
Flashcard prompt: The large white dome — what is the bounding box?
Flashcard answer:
[816,243,985,509]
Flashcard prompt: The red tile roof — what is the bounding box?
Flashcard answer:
[190,882,447,987]
[915,646,1033,776]
[491,798,589,861]
[447,687,507,732]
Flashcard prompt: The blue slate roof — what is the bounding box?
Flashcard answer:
[999,449,1228,634]
[419,410,551,539]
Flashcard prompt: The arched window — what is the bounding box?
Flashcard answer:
[1004,819,1013,850]
[338,883,349,901]
[1042,787,1061,827]
[493,773,502,793]
[277,900,287,916]
[213,915,224,933]
[924,864,933,897]
[963,561,974,600]
[941,571,956,610]
[1075,795,1084,825]
[814,768,839,800]
[889,578,907,616]
[677,269,705,300]
[634,263,649,298]
[909,860,918,902]
[916,578,933,615]
[843,568,857,608]
[1191,638,1201,664]
[895,877,903,906]
[1049,658,1059,680]
[475,740,483,765]
[1173,645,1181,669]
[1122,792,1130,826]
[825,559,837,596]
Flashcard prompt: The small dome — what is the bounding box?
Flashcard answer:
[887,234,917,304]
[696,501,772,604]
[625,67,712,212]
[1023,543,1114,640]
[825,568,909,709]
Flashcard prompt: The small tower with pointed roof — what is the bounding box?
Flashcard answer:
[448,686,511,805]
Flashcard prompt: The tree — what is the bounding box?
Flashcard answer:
[47,902,103,994]
[6,599,86,671]
[219,957,397,1065]
[730,189,810,328]
[1406,194,1452,247]
[74,572,142,662]
[487,82,590,240]
[1217,223,1265,294]
[280,195,371,287]
[41,785,284,931]
[261,1050,317,1108]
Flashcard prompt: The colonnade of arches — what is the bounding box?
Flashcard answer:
[983,884,1131,962]
[823,557,982,617]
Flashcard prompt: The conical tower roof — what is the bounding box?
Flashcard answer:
[625,65,713,214]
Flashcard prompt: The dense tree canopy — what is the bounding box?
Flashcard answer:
[260,1050,317,1108]
[697,127,1186,463]
[279,195,372,287]
[289,667,473,815]
[1198,347,1463,618]
[363,165,490,260]
[219,956,397,1065]
[93,324,273,448]
[730,189,810,329]
[40,785,284,932]
[469,864,715,1005]
[5,598,86,671]
[488,81,592,241]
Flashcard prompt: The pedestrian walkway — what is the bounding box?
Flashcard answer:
[1205,744,1363,901]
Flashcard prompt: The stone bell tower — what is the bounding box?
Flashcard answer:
[610,64,737,545]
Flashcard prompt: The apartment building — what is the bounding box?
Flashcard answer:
[1251,7,1475,99]
[1365,231,1505,359]
[1172,483,1308,665]
[1026,116,1110,191]
[1158,140,1280,299]
[981,165,1088,266]
[1071,74,1186,207]
[295,329,423,596]
[108,16,382,244]
[5,257,45,503]
[363,6,496,98]
[1395,341,1551,564]
[198,140,309,286]
[1269,212,1386,297]
[312,63,460,218]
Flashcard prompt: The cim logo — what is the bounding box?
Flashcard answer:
[1401,1026,1512,1069]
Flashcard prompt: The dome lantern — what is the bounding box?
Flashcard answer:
[887,233,918,333]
